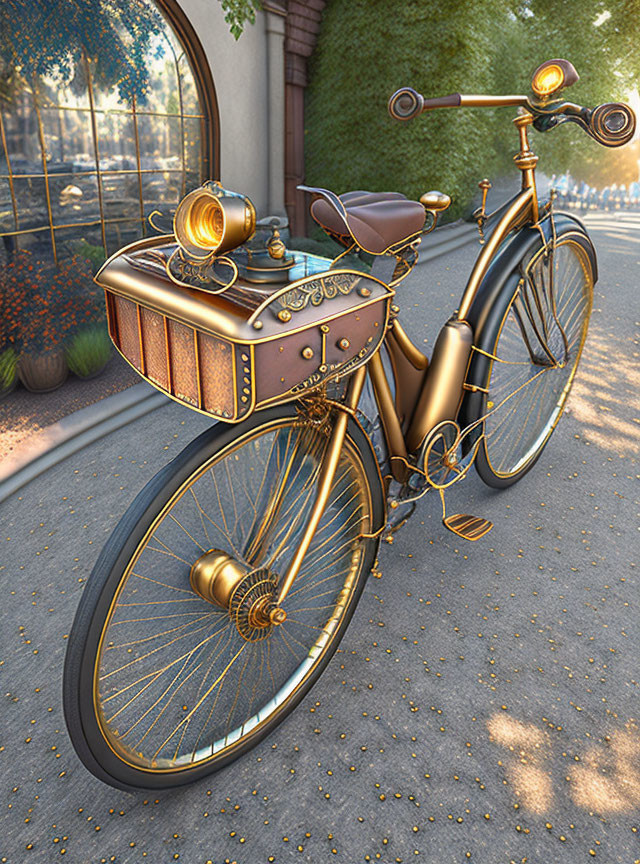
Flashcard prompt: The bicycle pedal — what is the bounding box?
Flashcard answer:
[443,513,493,541]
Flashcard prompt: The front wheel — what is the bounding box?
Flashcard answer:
[63,403,382,790]
[474,230,594,487]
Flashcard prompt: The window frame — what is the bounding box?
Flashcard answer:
[0,0,219,263]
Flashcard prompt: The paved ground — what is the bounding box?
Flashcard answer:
[1,210,639,864]
[0,353,138,462]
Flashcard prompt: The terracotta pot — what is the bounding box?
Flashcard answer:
[18,350,68,393]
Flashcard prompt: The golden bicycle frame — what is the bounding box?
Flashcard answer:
[267,108,553,616]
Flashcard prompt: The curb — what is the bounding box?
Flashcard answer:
[0,383,168,505]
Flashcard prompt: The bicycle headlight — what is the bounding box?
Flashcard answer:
[532,62,565,98]
[174,182,256,259]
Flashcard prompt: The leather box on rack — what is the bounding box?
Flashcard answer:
[96,235,394,422]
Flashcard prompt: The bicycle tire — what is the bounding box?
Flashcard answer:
[63,403,383,790]
[473,227,594,487]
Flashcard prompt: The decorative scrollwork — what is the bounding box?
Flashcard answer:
[273,273,361,316]
[165,246,239,294]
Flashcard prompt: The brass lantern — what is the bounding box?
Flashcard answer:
[174,181,256,259]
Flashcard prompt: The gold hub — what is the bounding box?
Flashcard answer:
[190,549,248,609]
[247,594,274,629]
[190,551,287,640]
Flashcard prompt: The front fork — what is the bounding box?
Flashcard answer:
[275,364,368,607]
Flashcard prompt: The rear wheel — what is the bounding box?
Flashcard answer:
[475,232,593,487]
[64,404,382,790]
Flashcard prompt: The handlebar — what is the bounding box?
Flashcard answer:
[388,87,636,148]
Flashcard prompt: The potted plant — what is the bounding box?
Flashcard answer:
[1,250,102,392]
[0,346,18,398]
[0,252,29,395]
[65,323,112,379]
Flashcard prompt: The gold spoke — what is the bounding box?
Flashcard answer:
[94,415,372,770]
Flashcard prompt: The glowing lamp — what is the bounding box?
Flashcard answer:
[532,63,565,98]
[174,182,256,259]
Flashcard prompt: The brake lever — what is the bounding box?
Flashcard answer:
[529,97,636,147]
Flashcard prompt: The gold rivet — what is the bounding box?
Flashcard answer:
[253,321,263,330]
[243,367,250,374]
[391,304,400,314]
[320,324,330,333]
[319,364,328,373]
[338,338,350,351]
[243,387,250,394]
[359,287,371,297]
[241,354,249,362]
[278,309,292,322]
[302,347,314,360]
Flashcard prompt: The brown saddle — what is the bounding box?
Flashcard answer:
[302,185,426,255]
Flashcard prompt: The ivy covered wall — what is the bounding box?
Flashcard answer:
[304,0,640,219]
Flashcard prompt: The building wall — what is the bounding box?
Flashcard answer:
[177,0,286,219]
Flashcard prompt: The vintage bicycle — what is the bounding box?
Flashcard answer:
[63,59,635,790]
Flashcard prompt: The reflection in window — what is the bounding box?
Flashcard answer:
[0,0,213,266]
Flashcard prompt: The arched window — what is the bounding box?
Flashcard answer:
[0,0,217,266]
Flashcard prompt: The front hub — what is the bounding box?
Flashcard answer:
[190,550,287,640]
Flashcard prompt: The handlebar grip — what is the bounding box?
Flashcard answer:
[588,102,636,147]
[388,87,424,121]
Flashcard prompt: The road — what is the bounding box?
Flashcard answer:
[1,210,639,864]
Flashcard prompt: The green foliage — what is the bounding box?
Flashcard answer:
[71,240,106,276]
[0,347,18,390]
[306,0,515,220]
[218,0,262,39]
[289,233,344,258]
[0,0,166,105]
[65,325,112,378]
[0,0,260,106]
[306,0,640,213]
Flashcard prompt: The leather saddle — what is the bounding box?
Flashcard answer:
[301,185,426,255]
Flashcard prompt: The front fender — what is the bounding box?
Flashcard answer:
[457,212,597,435]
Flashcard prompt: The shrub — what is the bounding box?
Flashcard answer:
[0,347,18,391]
[0,250,104,356]
[65,325,112,378]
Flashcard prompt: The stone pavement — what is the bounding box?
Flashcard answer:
[1,212,638,864]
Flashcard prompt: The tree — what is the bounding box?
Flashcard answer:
[0,0,262,107]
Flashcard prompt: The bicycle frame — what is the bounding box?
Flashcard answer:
[276,112,547,607]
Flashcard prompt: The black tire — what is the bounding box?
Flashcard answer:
[63,403,383,791]
[472,228,594,487]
